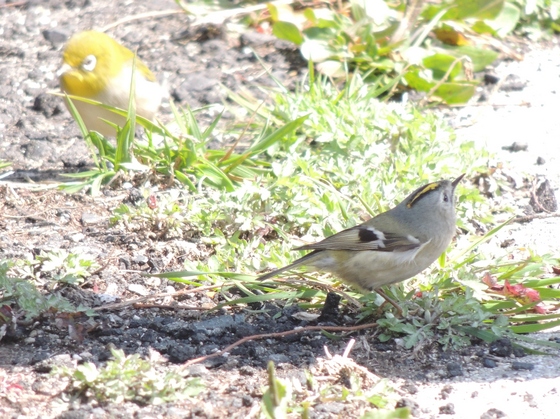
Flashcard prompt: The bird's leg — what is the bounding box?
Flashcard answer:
[374,288,403,317]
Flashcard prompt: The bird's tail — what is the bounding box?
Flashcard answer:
[256,250,322,281]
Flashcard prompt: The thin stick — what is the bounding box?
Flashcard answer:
[0,0,27,8]
[99,0,293,32]
[514,212,560,223]
[93,284,223,311]
[133,303,210,311]
[99,10,184,32]
[182,322,378,367]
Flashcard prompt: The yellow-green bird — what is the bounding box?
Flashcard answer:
[58,30,163,137]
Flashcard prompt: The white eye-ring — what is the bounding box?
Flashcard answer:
[81,55,97,72]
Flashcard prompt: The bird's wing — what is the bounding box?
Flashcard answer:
[295,226,423,252]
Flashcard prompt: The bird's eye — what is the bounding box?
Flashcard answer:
[443,192,449,203]
[81,55,97,72]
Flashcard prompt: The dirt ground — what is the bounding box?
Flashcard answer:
[1,1,559,418]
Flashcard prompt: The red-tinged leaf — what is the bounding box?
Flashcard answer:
[525,287,541,302]
[552,266,560,275]
[503,280,541,303]
[534,304,548,314]
[482,272,497,287]
[504,280,523,297]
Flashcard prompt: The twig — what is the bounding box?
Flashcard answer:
[99,10,184,32]
[93,284,222,311]
[513,212,560,224]
[99,0,293,33]
[182,322,378,367]
[0,0,27,8]
[133,303,211,310]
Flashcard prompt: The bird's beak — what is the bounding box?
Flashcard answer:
[56,63,72,78]
[452,173,466,189]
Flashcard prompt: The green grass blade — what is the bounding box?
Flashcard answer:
[247,115,308,155]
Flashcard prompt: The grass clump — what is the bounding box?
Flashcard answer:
[54,348,204,405]
[0,260,86,323]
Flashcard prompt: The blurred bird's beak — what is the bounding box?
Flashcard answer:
[56,63,72,78]
[452,173,466,189]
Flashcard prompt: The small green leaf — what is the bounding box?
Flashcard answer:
[361,407,411,419]
[267,2,279,21]
[434,81,477,104]
[423,53,463,80]
[174,170,197,191]
[453,326,500,342]
[248,115,308,155]
[404,69,435,92]
[303,8,316,24]
[471,21,497,35]
[75,363,99,383]
[273,21,304,45]
[484,1,521,37]
[445,0,505,20]
[443,46,498,72]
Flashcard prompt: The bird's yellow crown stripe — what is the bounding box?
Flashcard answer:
[407,183,440,208]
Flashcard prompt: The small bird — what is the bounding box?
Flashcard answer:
[58,30,163,137]
[258,174,465,308]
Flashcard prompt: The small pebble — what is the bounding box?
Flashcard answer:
[185,364,208,377]
[483,73,500,85]
[396,398,420,417]
[439,403,455,415]
[128,283,148,296]
[440,384,453,399]
[69,233,85,243]
[481,408,507,418]
[512,361,534,371]
[132,254,149,264]
[482,357,497,368]
[401,382,418,394]
[489,338,513,357]
[502,142,528,152]
[447,362,463,377]
[81,213,102,225]
[42,28,70,46]
[512,345,526,358]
